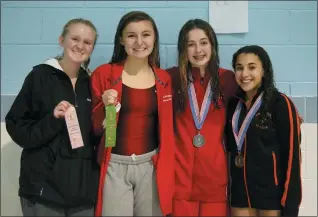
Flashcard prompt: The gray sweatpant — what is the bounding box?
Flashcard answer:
[20,197,94,216]
[102,149,163,216]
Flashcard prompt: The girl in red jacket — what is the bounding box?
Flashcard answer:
[166,19,237,216]
[90,11,175,216]
[225,45,302,217]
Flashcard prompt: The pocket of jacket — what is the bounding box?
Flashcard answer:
[272,151,278,186]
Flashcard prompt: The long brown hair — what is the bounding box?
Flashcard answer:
[109,11,160,67]
[174,19,222,112]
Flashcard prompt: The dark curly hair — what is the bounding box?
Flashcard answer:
[173,19,222,112]
[232,45,278,121]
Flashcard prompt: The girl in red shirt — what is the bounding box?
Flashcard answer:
[166,19,237,216]
[90,11,175,216]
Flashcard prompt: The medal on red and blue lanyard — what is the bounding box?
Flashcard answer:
[232,92,264,168]
[188,72,212,148]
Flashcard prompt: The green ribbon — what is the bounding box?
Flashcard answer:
[105,105,117,147]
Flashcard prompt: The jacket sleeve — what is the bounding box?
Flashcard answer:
[5,71,64,149]
[164,76,176,215]
[90,66,108,137]
[275,94,302,217]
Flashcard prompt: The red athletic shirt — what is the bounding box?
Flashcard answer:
[167,67,238,202]
[111,84,159,156]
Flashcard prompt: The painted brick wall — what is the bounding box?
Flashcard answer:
[1,1,317,96]
[1,1,317,123]
[1,1,317,216]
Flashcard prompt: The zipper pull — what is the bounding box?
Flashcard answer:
[74,91,78,107]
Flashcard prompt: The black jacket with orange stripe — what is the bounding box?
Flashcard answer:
[225,89,302,217]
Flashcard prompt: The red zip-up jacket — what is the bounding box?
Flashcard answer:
[166,66,237,202]
[91,61,175,216]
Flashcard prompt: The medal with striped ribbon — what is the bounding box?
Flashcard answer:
[232,92,263,168]
[188,79,212,148]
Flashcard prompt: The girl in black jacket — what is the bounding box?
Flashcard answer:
[5,18,99,216]
[225,45,302,217]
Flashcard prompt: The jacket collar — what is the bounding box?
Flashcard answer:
[43,58,89,81]
[235,87,264,105]
[188,66,211,83]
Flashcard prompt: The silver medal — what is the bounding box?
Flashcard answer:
[193,134,205,147]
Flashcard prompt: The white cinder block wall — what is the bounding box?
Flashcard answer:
[299,124,317,216]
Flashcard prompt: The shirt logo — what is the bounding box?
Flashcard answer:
[162,94,172,102]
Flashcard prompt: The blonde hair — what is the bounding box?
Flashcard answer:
[56,18,98,71]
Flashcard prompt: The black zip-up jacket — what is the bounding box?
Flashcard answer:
[5,59,99,208]
[225,90,302,217]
